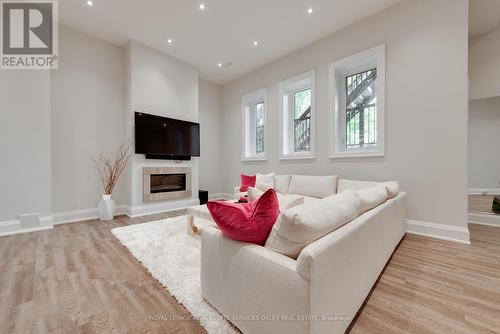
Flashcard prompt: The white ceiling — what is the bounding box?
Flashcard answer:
[469,0,500,39]
[59,0,401,84]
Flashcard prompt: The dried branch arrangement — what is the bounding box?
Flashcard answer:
[92,141,131,195]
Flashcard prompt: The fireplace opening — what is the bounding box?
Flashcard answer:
[150,174,186,193]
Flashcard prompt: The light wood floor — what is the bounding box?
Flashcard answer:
[0,210,206,334]
[469,194,497,214]
[1,213,500,333]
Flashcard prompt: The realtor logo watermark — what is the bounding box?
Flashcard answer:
[1,1,58,69]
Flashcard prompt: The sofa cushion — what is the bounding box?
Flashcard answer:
[207,189,280,245]
[302,195,321,205]
[248,187,305,211]
[256,172,275,191]
[265,190,361,259]
[288,175,339,198]
[274,174,291,194]
[239,174,256,192]
[356,185,388,214]
[337,179,381,193]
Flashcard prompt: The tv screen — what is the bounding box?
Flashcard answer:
[135,112,200,157]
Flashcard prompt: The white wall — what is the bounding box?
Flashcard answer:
[1,33,211,225]
[221,0,469,232]
[51,25,127,213]
[468,96,500,189]
[127,41,200,213]
[0,71,51,222]
[469,26,500,100]
[198,79,224,195]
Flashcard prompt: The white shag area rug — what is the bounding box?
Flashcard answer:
[111,216,238,334]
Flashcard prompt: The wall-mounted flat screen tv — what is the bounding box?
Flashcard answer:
[135,112,200,159]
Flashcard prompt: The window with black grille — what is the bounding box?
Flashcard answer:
[345,68,377,148]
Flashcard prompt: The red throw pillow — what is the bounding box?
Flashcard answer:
[207,189,280,245]
[239,174,256,192]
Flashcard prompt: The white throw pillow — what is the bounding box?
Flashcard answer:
[337,179,381,193]
[265,190,361,259]
[288,175,339,198]
[247,187,264,202]
[274,174,291,194]
[356,185,388,214]
[255,172,275,191]
[247,187,305,211]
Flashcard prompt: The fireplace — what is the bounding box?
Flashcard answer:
[150,174,186,193]
[143,167,192,202]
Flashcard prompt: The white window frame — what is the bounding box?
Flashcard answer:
[329,44,385,158]
[278,70,315,160]
[242,88,267,161]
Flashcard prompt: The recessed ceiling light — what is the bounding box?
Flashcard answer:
[199,3,205,10]
[86,0,94,6]
[167,38,173,44]
[217,63,223,68]
[253,41,259,46]
[307,7,313,14]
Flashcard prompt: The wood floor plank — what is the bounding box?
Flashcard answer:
[1,212,500,333]
[469,195,497,214]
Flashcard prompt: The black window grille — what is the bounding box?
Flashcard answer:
[345,68,377,148]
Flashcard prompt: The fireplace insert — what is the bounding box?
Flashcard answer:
[150,174,186,193]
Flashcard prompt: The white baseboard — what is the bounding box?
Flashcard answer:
[406,219,470,244]
[0,225,53,237]
[208,193,233,200]
[52,205,129,225]
[468,213,500,227]
[1,197,205,237]
[128,198,200,218]
[0,216,54,237]
[469,188,500,195]
[0,220,22,234]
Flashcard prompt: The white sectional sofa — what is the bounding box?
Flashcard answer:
[202,175,407,334]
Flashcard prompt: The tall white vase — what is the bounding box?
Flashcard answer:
[98,194,115,221]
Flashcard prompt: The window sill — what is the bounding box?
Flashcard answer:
[279,153,315,161]
[242,156,267,162]
[330,150,384,159]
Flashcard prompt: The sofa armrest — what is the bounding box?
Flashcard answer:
[201,226,298,272]
[296,201,398,334]
[201,227,309,334]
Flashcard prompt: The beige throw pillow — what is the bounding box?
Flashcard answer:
[383,181,400,198]
[337,179,382,193]
[288,175,339,198]
[356,185,388,214]
[247,187,304,211]
[265,190,361,259]
[274,174,291,194]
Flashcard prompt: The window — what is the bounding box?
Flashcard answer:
[279,70,315,159]
[242,89,267,161]
[345,69,377,148]
[255,102,265,154]
[330,45,385,158]
[293,88,311,152]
